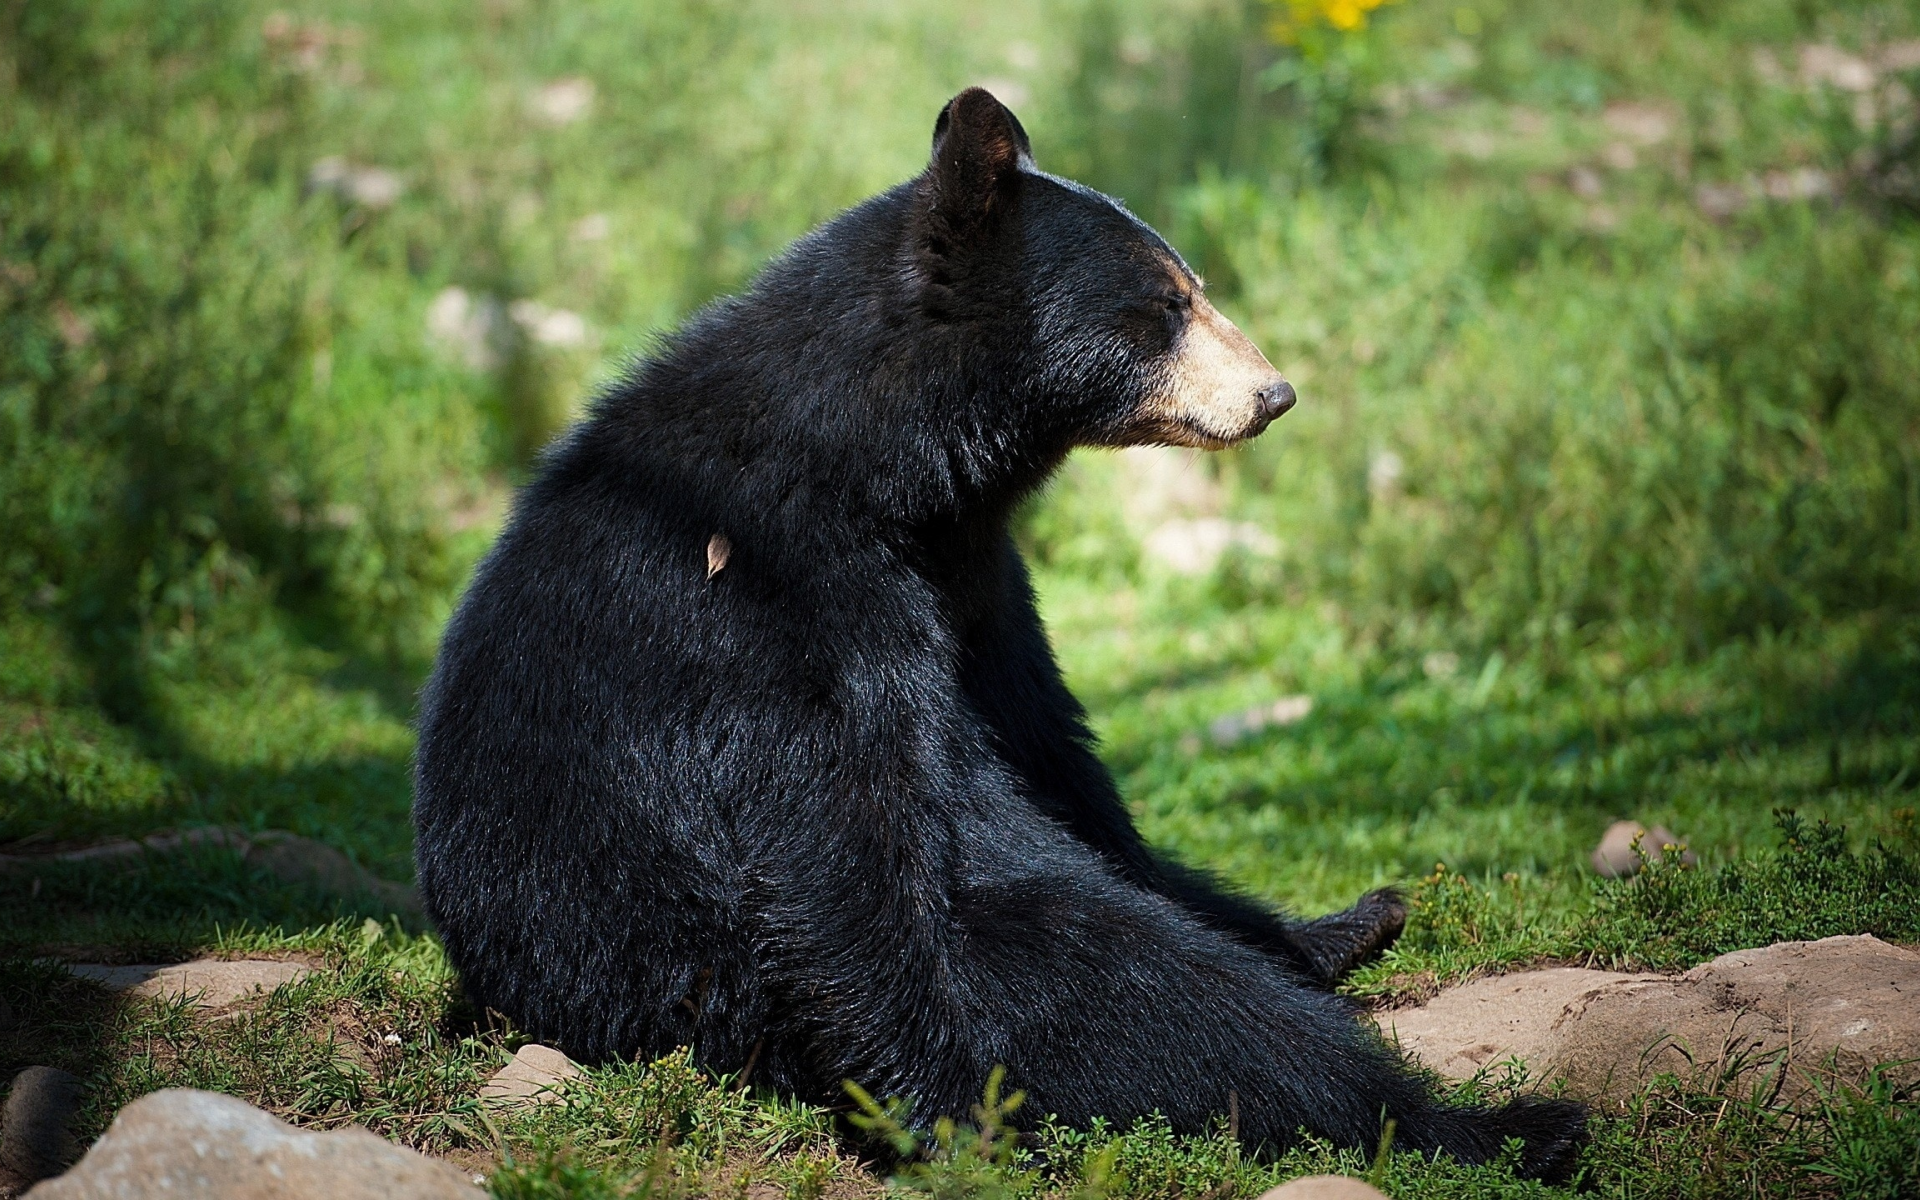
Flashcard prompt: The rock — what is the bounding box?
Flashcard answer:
[1420,651,1460,680]
[528,77,595,126]
[1379,935,1920,1105]
[25,1089,481,1199]
[1110,447,1283,575]
[306,158,404,209]
[1553,935,1920,1102]
[569,213,610,243]
[480,1044,583,1108]
[1207,695,1313,748]
[240,833,422,922]
[0,828,245,870]
[426,287,508,371]
[0,829,420,923]
[1881,39,1920,72]
[1,1068,83,1187]
[58,967,166,993]
[1602,102,1674,146]
[1798,43,1876,92]
[1695,180,1752,219]
[507,300,589,349]
[1367,451,1403,499]
[1760,168,1834,201]
[1257,1177,1388,1200]
[1590,820,1694,878]
[1115,445,1221,529]
[1378,967,1665,1081]
[1142,518,1277,576]
[66,960,312,1010]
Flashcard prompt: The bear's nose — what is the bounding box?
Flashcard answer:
[1257,379,1297,420]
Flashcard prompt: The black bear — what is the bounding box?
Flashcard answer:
[415,89,1584,1178]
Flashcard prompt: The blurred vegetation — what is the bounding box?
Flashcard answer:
[3,0,1920,1192]
[0,0,1032,871]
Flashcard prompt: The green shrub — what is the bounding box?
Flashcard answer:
[1585,809,1920,969]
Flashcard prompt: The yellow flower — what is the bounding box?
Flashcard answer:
[1268,0,1394,43]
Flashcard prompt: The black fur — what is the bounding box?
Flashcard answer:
[414,89,1585,1180]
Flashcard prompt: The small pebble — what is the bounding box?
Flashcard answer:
[1591,819,1696,878]
[480,1043,583,1108]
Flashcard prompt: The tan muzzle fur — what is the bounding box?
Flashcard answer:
[1112,296,1288,450]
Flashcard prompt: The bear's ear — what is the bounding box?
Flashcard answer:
[926,88,1032,238]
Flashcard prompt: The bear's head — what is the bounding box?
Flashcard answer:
[914,87,1294,454]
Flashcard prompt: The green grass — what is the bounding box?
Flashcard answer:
[1039,569,1919,915]
[5,0,1920,1195]
[1340,808,1920,1002]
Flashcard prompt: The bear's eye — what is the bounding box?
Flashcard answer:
[1162,292,1192,313]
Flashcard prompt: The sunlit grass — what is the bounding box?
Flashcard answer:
[1033,554,1917,916]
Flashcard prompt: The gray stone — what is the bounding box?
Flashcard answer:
[1207,695,1314,748]
[0,829,420,923]
[1590,820,1695,878]
[25,1089,481,1199]
[480,1044,582,1108]
[1142,517,1277,576]
[239,833,422,922]
[1,1068,83,1187]
[1257,1177,1388,1200]
[66,960,311,1010]
[133,961,312,1009]
[60,968,165,994]
[0,828,245,870]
